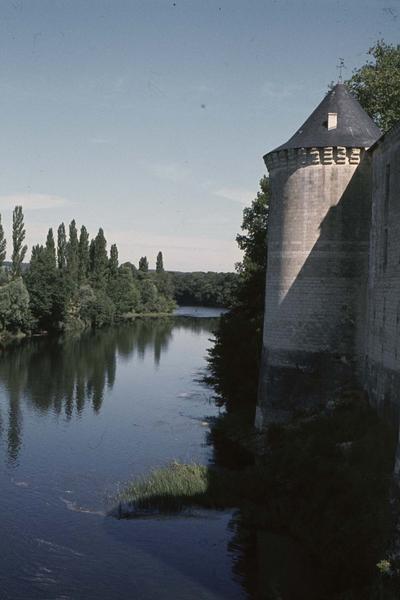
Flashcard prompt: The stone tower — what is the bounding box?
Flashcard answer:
[256,84,381,427]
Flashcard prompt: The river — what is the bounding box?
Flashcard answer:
[0,308,245,600]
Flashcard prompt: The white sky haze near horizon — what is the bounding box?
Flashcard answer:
[0,0,398,271]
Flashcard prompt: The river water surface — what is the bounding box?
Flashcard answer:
[0,308,245,600]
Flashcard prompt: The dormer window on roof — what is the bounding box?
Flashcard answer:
[328,112,337,130]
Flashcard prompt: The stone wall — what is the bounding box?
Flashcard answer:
[364,125,400,412]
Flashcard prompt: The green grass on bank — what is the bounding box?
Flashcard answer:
[118,463,209,512]
[117,462,246,514]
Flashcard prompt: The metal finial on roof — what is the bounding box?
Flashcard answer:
[336,58,346,83]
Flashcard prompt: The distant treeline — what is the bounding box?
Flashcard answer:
[0,206,175,338]
[0,207,238,339]
[170,271,238,308]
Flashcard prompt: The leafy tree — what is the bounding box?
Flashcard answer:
[66,219,79,284]
[0,213,6,268]
[11,206,27,278]
[78,225,90,284]
[120,261,138,277]
[207,177,269,413]
[26,245,55,329]
[57,223,67,270]
[56,222,75,321]
[235,176,270,312]
[139,256,149,273]
[156,251,164,273]
[0,277,31,333]
[91,228,108,289]
[109,244,119,279]
[89,238,96,275]
[75,284,96,327]
[45,228,56,270]
[139,278,158,312]
[108,264,140,316]
[83,289,115,328]
[25,241,68,331]
[346,41,400,132]
[0,213,176,335]
[155,271,175,301]
[170,271,237,307]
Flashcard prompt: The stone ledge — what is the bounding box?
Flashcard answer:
[264,146,364,170]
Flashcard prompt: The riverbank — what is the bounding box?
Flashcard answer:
[116,393,400,598]
[0,306,226,346]
[0,311,177,345]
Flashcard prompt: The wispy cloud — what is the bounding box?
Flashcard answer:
[261,81,303,100]
[0,193,68,211]
[213,187,254,205]
[147,161,191,184]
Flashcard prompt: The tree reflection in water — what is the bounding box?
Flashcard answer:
[0,316,217,463]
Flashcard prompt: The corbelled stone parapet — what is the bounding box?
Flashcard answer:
[264,146,363,171]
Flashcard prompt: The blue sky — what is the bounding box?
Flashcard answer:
[0,0,398,271]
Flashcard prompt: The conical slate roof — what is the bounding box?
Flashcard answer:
[269,84,381,154]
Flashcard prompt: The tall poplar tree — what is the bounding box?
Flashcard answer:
[156,251,164,273]
[11,206,27,277]
[66,219,79,284]
[109,244,119,279]
[139,256,149,273]
[78,225,90,284]
[91,228,108,289]
[0,213,6,268]
[57,223,67,270]
[45,228,56,270]
[89,238,96,274]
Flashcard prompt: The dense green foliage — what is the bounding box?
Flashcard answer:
[0,202,236,338]
[0,277,31,334]
[170,270,238,307]
[0,207,175,338]
[78,225,90,284]
[206,176,269,412]
[138,256,149,273]
[25,244,64,330]
[57,223,67,270]
[346,41,400,132]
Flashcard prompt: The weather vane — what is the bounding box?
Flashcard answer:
[337,58,346,83]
